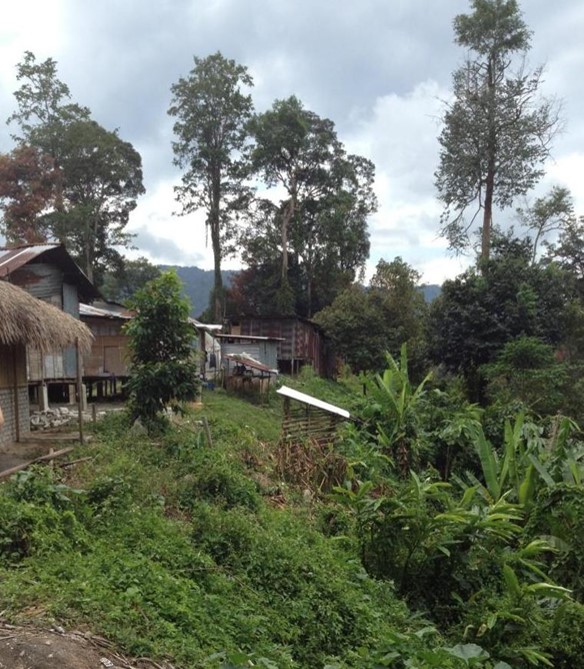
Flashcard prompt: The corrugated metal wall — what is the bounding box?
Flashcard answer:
[240,317,328,375]
[10,264,63,307]
[220,340,279,375]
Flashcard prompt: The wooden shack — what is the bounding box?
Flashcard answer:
[80,301,132,398]
[0,281,92,447]
[239,316,332,376]
[0,244,99,393]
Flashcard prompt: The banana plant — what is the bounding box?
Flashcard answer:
[467,413,576,506]
[373,343,432,477]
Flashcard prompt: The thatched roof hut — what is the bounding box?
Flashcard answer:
[0,280,93,447]
[0,280,93,353]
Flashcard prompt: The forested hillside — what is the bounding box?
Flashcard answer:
[159,265,234,317]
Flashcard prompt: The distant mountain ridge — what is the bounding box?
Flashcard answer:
[159,265,234,317]
[420,284,441,302]
[160,264,441,316]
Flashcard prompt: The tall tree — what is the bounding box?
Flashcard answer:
[435,0,559,262]
[247,96,375,315]
[7,52,144,282]
[49,119,145,283]
[168,52,253,322]
[8,51,90,158]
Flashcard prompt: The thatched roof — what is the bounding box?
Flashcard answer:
[0,280,93,354]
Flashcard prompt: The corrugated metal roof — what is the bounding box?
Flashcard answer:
[0,244,60,276]
[79,302,132,319]
[188,317,223,332]
[277,385,351,419]
[216,333,285,342]
[224,353,278,375]
[0,244,100,301]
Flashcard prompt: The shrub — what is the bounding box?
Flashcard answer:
[125,272,200,431]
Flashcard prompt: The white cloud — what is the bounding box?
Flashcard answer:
[347,80,455,283]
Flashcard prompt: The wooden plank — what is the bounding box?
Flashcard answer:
[0,447,74,479]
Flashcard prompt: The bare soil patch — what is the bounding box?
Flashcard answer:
[0,622,173,669]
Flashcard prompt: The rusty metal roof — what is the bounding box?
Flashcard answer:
[0,245,59,276]
[224,353,278,375]
[0,244,100,301]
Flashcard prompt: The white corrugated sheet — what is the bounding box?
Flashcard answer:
[276,385,350,419]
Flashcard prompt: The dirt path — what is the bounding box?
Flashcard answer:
[0,622,174,669]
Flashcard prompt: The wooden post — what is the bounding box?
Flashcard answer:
[12,349,20,442]
[76,338,84,444]
[202,416,213,447]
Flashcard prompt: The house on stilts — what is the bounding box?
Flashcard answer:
[0,280,93,448]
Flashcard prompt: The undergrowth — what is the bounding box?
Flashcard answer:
[0,393,408,668]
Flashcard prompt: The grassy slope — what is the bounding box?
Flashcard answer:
[0,381,408,668]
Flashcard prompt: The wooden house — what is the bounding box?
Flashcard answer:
[80,301,132,399]
[0,244,99,394]
[80,306,223,397]
[239,316,332,376]
[0,281,92,447]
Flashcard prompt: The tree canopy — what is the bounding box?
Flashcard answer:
[4,51,144,285]
[243,96,375,316]
[435,0,559,262]
[315,257,426,374]
[168,52,254,321]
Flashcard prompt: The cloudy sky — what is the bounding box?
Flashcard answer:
[1,0,583,284]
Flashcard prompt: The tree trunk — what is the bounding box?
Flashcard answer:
[281,177,297,282]
[482,167,494,264]
[211,169,223,323]
[481,57,496,265]
[212,223,223,322]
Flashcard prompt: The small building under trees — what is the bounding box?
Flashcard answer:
[0,244,99,402]
[80,301,132,399]
[239,316,333,376]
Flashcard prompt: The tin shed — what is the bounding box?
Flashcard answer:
[216,334,282,375]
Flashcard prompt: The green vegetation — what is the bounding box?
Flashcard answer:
[125,271,200,432]
[1,354,583,667]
